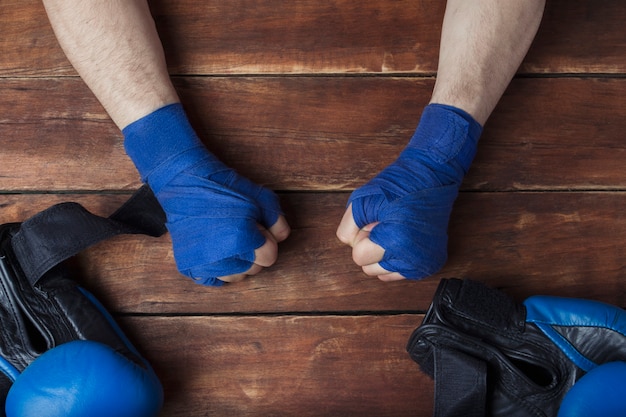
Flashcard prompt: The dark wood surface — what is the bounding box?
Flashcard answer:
[1,0,625,415]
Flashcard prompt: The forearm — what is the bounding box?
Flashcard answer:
[42,0,179,129]
[431,0,546,125]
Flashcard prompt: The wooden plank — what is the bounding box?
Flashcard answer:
[119,315,430,417]
[472,77,626,190]
[524,0,626,74]
[0,0,69,76]
[2,3,623,417]
[1,0,625,76]
[0,78,139,191]
[2,191,626,314]
[0,77,625,192]
[151,0,444,75]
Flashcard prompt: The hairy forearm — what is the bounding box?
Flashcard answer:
[431,0,546,125]
[42,0,179,129]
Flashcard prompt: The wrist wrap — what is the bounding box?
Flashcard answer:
[348,104,482,279]
[124,103,283,285]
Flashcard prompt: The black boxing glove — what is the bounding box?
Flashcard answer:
[0,186,166,417]
[407,278,626,417]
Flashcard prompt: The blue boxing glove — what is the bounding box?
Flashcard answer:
[524,295,626,416]
[524,295,626,375]
[407,279,626,416]
[524,296,626,417]
[123,103,286,285]
[557,362,626,417]
[5,341,162,417]
[0,186,165,416]
[346,104,482,279]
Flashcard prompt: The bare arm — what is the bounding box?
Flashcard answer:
[337,0,546,281]
[42,0,290,283]
[431,0,546,125]
[42,0,179,129]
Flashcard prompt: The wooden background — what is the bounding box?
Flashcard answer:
[1,0,625,415]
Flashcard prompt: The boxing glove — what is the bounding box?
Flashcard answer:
[0,186,166,416]
[5,340,162,417]
[557,361,626,417]
[407,278,626,417]
[525,295,626,416]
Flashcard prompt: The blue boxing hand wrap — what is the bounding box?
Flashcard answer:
[348,104,482,279]
[123,104,282,285]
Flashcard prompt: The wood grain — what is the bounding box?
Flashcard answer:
[0,77,624,192]
[1,192,625,315]
[1,1,625,415]
[119,315,430,417]
[1,0,625,76]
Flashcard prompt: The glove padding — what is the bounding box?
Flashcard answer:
[5,341,162,417]
[557,361,626,417]
[407,278,626,417]
[524,295,626,373]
